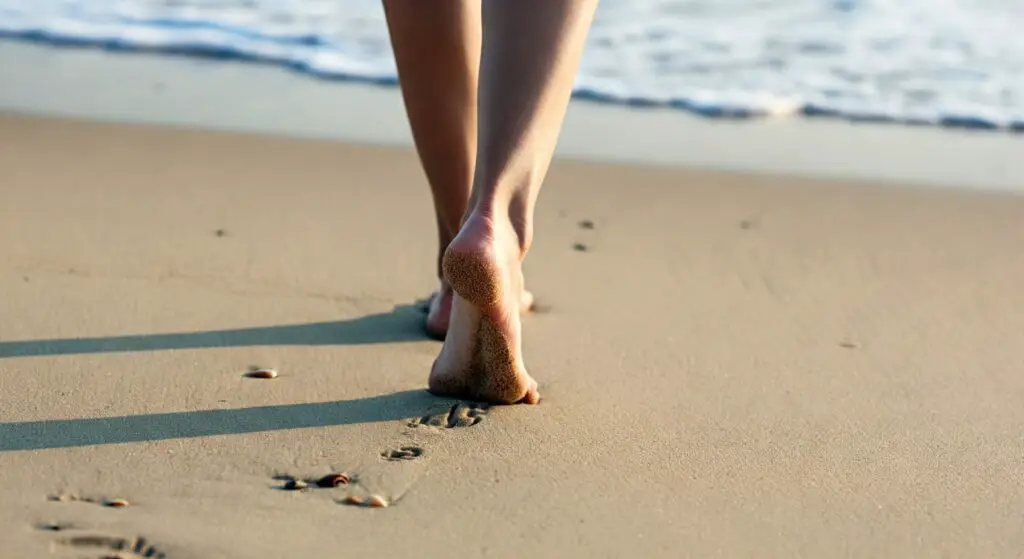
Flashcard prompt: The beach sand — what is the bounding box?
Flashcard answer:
[2,111,1024,558]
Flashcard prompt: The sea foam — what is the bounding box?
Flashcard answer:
[2,0,1022,132]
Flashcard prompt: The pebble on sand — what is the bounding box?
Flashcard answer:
[283,479,308,491]
[245,368,278,379]
[364,495,388,508]
[103,498,130,508]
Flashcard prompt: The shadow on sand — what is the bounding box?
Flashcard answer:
[0,390,453,452]
[0,304,428,359]
[0,302,453,453]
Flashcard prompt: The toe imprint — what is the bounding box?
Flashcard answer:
[381,446,424,461]
[408,402,489,429]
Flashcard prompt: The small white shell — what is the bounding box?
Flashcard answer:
[364,495,388,508]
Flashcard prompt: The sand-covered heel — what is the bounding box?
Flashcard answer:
[442,245,503,309]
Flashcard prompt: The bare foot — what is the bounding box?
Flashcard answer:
[428,213,540,405]
[424,285,453,341]
[420,280,535,341]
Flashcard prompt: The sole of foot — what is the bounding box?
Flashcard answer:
[428,214,540,405]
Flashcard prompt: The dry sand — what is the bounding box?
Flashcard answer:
[2,113,1024,558]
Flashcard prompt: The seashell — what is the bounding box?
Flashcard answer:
[364,495,388,508]
[103,498,130,508]
[245,368,278,379]
[316,473,350,488]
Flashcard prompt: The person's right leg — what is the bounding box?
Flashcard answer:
[383,0,536,340]
[428,0,598,405]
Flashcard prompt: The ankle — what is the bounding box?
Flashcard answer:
[508,194,533,255]
[509,215,532,255]
[462,198,531,256]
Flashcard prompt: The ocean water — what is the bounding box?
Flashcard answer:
[2,0,1023,132]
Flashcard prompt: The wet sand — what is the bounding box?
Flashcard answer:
[1,40,1022,192]
[2,112,1023,558]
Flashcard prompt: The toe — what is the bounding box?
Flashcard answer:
[521,379,541,405]
[519,289,535,313]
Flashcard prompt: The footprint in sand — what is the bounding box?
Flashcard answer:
[381,446,424,461]
[408,402,489,429]
[52,532,167,558]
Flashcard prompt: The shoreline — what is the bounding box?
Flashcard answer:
[2,25,1023,134]
[1,40,1022,193]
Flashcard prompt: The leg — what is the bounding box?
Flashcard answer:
[382,1,479,339]
[429,0,597,404]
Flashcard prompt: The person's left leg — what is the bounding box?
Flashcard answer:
[382,0,481,339]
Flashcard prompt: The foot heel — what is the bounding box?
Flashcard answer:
[442,247,502,308]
